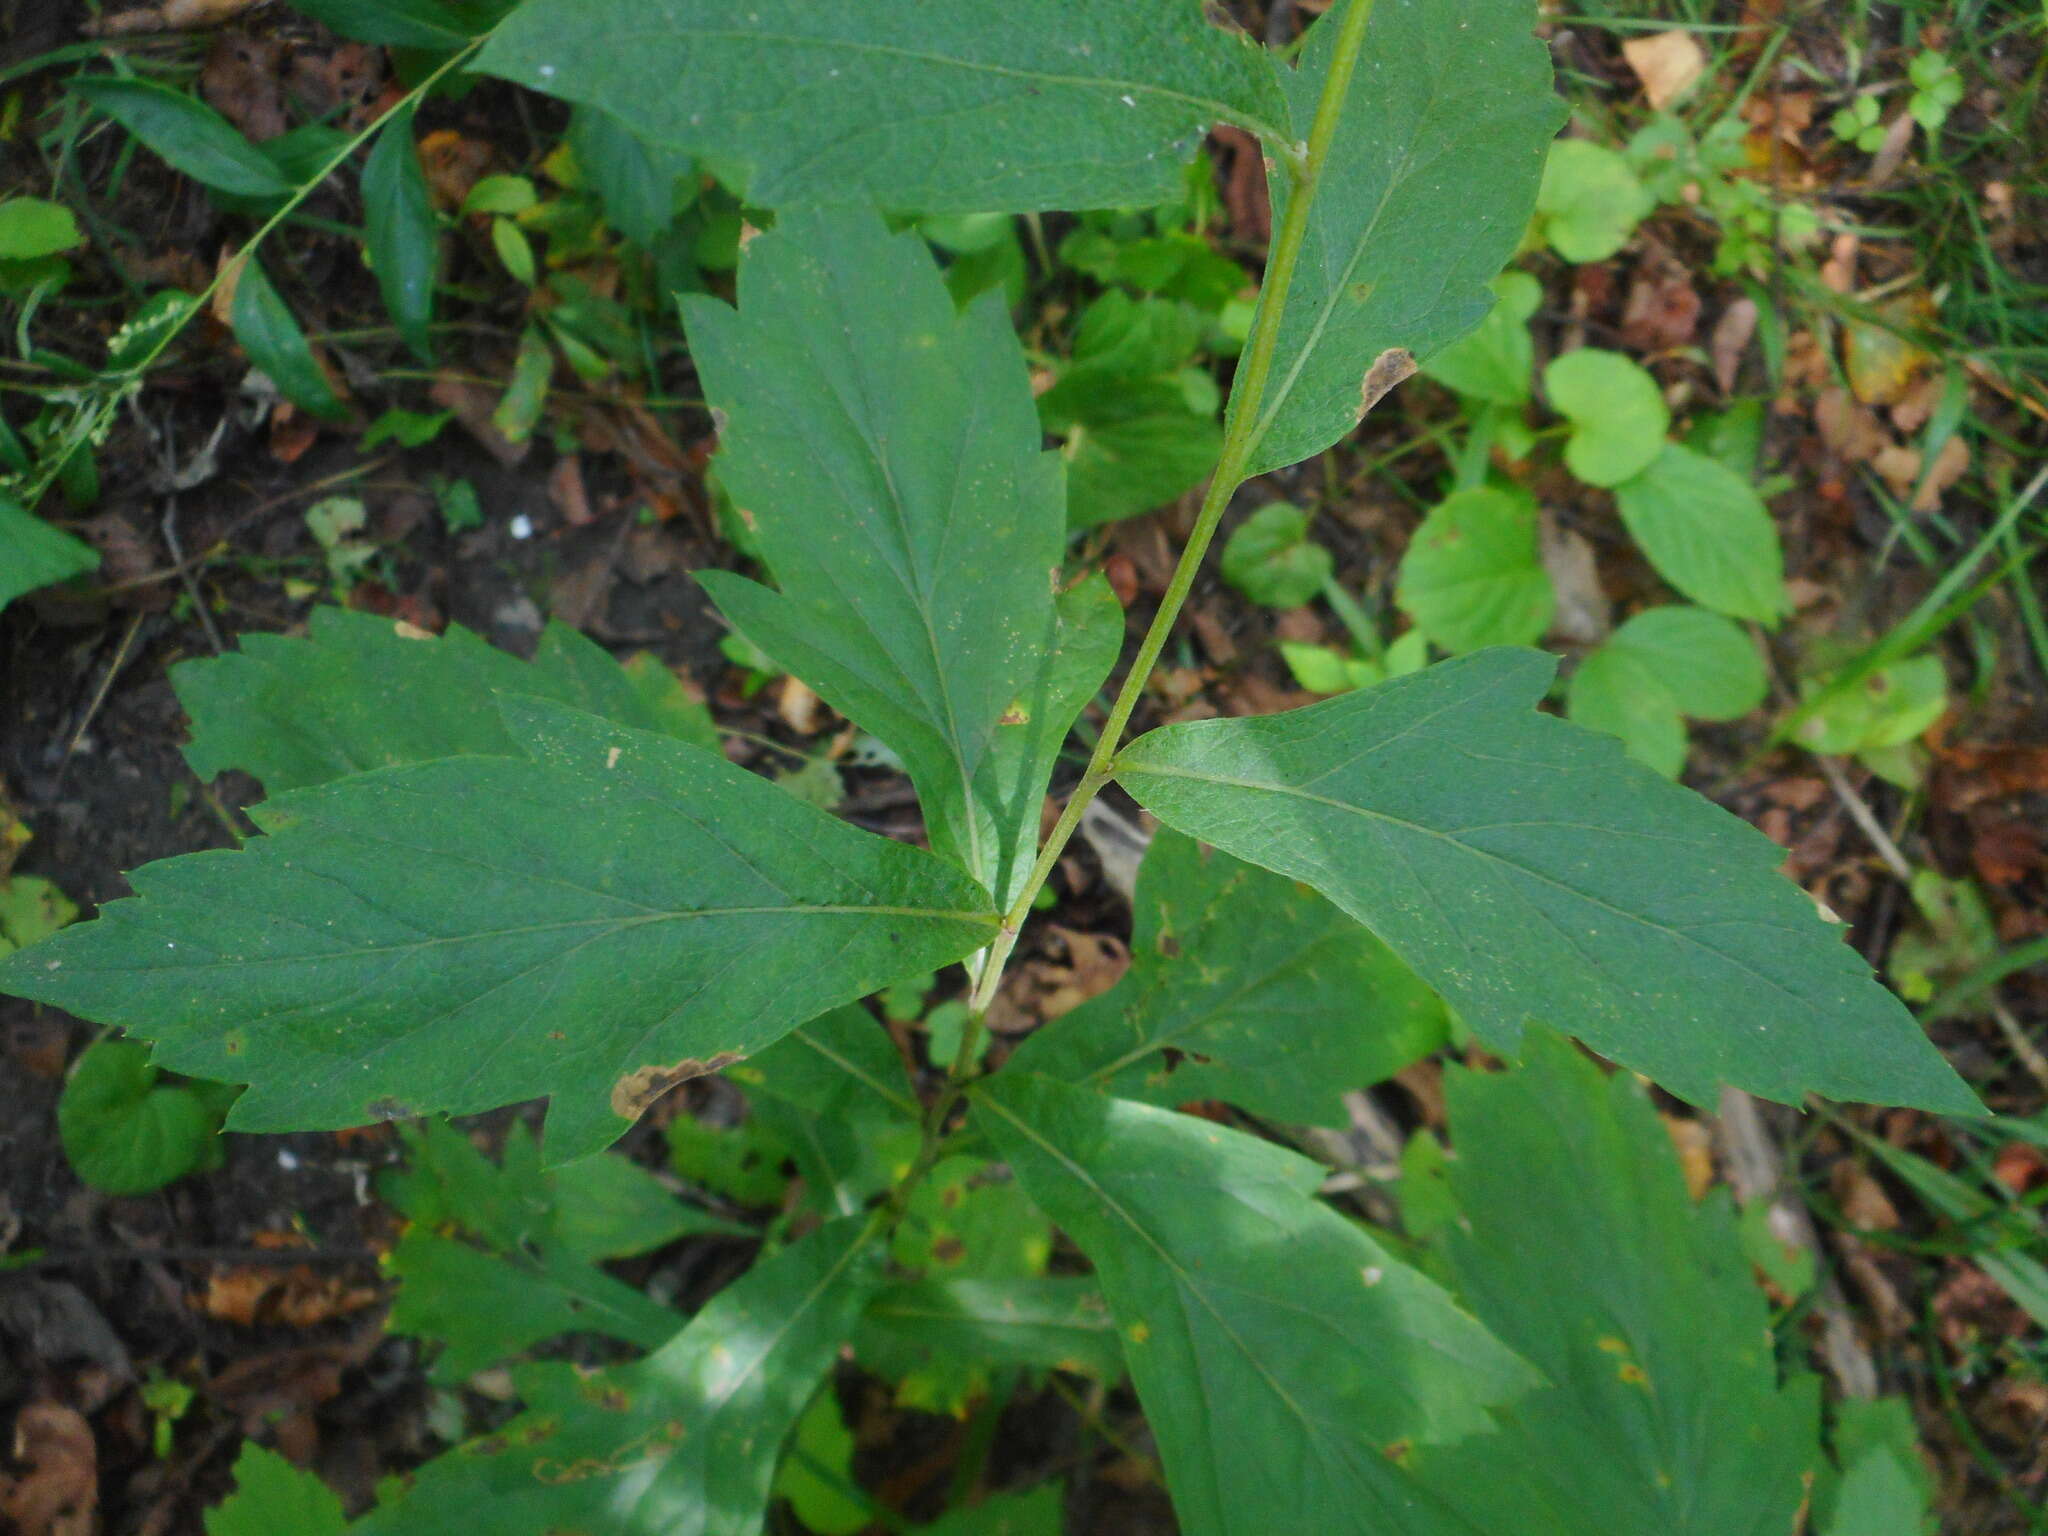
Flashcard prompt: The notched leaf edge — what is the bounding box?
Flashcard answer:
[611,1052,745,1119]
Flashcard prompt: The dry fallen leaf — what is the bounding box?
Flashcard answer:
[1844,294,1938,407]
[84,0,268,34]
[1813,388,1891,465]
[1873,435,1969,513]
[1622,30,1707,110]
[1711,298,1760,392]
[199,1259,380,1329]
[0,1402,97,1536]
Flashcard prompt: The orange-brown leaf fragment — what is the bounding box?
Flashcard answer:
[611,1053,744,1119]
[1357,348,1418,423]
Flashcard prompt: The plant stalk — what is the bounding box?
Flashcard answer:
[961,0,1382,1018]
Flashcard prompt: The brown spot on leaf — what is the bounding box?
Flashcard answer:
[1356,348,1418,422]
[611,1053,744,1119]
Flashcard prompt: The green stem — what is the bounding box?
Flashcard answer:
[20,34,494,504]
[963,0,1382,1016]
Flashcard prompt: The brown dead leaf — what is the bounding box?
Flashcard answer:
[0,1402,96,1536]
[1844,295,1938,407]
[1039,926,1131,1019]
[1741,90,1816,144]
[1888,372,1945,435]
[84,0,267,33]
[546,455,594,527]
[1873,435,1969,513]
[1971,819,2043,887]
[268,402,320,465]
[1623,30,1707,110]
[1712,298,1760,392]
[416,129,493,214]
[1831,1162,1902,1231]
[1812,387,1891,465]
[777,676,821,735]
[1818,233,1860,295]
[1993,1142,2048,1196]
[548,560,614,631]
[1619,263,1701,352]
[429,372,530,466]
[198,1262,380,1329]
[1210,124,1271,243]
[284,43,384,125]
[1865,108,1917,189]
[1936,744,2048,807]
[201,32,286,140]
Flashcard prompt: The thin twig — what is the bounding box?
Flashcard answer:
[162,500,225,655]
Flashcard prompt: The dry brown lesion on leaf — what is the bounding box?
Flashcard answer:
[1356,347,1418,423]
[610,1051,744,1119]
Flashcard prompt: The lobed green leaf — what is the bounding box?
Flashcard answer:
[1112,649,1977,1115]
[477,0,1287,213]
[1012,827,1447,1125]
[1400,1034,1825,1533]
[0,698,998,1162]
[1235,0,1564,476]
[174,605,708,793]
[688,208,1114,905]
[977,1074,1537,1536]
[353,1217,881,1536]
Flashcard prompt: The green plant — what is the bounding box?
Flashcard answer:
[2,2,1973,1531]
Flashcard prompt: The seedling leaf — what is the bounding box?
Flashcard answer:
[1113,649,1977,1115]
[1545,348,1668,488]
[1,699,998,1163]
[1615,444,1787,623]
[1396,486,1553,653]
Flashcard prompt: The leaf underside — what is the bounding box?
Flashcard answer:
[478,0,1286,212]
[1113,648,1976,1115]
[0,698,995,1162]
[1237,0,1565,475]
[688,208,1116,905]
[977,1074,1537,1536]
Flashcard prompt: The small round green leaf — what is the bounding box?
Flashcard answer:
[1535,138,1653,263]
[1602,605,1766,722]
[1396,486,1553,653]
[1797,656,1949,754]
[1546,348,1669,488]
[1421,271,1542,407]
[0,198,83,261]
[1567,646,1689,778]
[1220,503,1333,608]
[57,1037,222,1196]
[1615,444,1787,624]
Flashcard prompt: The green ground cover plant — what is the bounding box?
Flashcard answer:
[0,0,1990,1530]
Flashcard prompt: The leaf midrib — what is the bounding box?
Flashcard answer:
[66,902,1000,976]
[1112,758,1815,1011]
